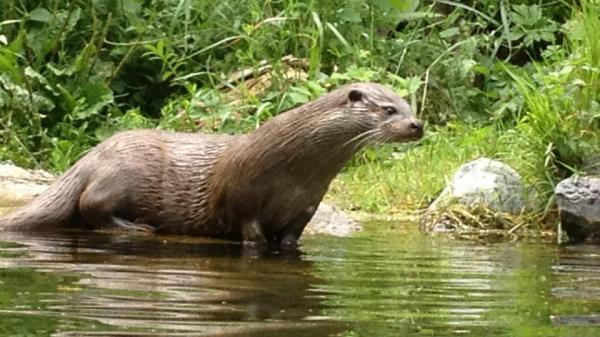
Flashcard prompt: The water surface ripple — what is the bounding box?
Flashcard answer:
[0,224,599,336]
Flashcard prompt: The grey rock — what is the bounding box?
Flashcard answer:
[428,158,527,215]
[304,203,362,237]
[555,176,600,244]
[0,163,54,214]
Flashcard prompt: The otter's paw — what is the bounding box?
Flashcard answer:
[280,237,298,251]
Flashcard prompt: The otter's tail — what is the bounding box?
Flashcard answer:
[0,164,88,231]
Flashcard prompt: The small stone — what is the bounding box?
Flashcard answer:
[304,203,362,236]
[555,176,600,244]
[422,158,531,234]
[0,163,54,210]
[427,158,527,215]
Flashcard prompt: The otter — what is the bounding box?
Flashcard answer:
[0,82,423,248]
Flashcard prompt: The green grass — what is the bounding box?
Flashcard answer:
[328,123,548,216]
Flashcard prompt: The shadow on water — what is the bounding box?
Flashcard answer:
[0,223,599,336]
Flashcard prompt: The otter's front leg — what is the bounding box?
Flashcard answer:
[279,205,318,250]
[242,219,267,246]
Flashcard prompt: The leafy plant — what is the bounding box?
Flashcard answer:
[0,0,597,222]
[509,4,559,48]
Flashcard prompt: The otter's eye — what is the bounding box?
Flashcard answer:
[384,106,398,115]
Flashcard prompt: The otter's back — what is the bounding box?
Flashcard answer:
[93,130,236,234]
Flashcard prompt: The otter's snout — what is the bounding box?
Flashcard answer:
[408,119,424,139]
[384,117,424,143]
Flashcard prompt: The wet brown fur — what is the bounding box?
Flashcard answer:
[0,82,423,247]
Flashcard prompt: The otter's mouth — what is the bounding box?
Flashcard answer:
[408,129,424,141]
[395,132,424,142]
[382,131,423,144]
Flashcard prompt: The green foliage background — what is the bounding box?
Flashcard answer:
[0,0,598,219]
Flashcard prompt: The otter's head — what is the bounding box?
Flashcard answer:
[343,83,424,143]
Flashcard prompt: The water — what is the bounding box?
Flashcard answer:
[0,223,599,337]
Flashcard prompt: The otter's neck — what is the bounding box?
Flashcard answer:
[233,92,367,181]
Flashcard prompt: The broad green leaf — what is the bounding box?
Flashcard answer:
[29,8,52,23]
[73,81,114,119]
[56,83,77,112]
[345,66,378,81]
[388,0,419,12]
[339,8,362,23]
[26,7,81,63]
[288,92,309,105]
[508,31,525,41]
[0,52,14,72]
[122,0,141,14]
[24,66,58,96]
[406,76,423,94]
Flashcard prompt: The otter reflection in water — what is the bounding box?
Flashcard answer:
[0,230,344,336]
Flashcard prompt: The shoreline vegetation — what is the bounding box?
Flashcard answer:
[1,1,598,236]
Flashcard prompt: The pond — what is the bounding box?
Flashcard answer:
[0,223,599,336]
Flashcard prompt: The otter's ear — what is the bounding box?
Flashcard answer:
[348,89,364,102]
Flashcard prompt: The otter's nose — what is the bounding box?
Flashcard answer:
[408,120,424,137]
